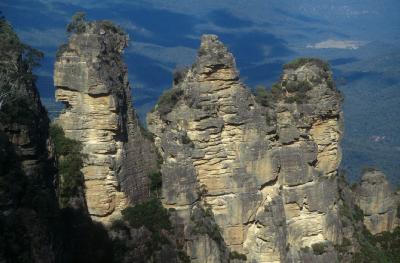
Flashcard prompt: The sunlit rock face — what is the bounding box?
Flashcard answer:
[355,169,399,235]
[148,34,344,262]
[54,22,157,224]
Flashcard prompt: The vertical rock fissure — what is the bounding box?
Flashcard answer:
[148,35,346,262]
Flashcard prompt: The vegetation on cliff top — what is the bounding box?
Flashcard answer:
[254,84,280,107]
[283,57,330,71]
[67,12,87,34]
[0,15,43,125]
[66,11,125,36]
[59,12,125,61]
[154,87,183,118]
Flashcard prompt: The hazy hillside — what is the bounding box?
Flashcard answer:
[2,0,399,184]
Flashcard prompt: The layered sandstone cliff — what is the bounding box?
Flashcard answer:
[355,169,399,234]
[148,35,345,262]
[54,21,157,224]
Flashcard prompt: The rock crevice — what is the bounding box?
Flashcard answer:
[148,35,345,262]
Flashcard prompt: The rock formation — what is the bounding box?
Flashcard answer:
[54,21,157,224]
[148,35,345,262]
[2,14,400,262]
[0,18,58,263]
[355,169,399,234]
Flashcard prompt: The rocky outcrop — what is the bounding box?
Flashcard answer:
[0,18,57,263]
[54,21,157,224]
[355,169,399,234]
[148,35,345,262]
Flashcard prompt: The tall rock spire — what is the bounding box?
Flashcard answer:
[148,35,346,262]
[54,20,157,224]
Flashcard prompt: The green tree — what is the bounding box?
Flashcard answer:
[0,15,43,121]
[67,12,87,34]
[49,125,85,207]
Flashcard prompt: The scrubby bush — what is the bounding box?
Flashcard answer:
[254,85,270,106]
[373,227,400,262]
[0,16,43,124]
[353,205,364,222]
[282,79,312,104]
[271,83,282,96]
[252,85,278,126]
[173,66,189,85]
[98,20,125,35]
[181,133,194,148]
[49,124,84,207]
[253,84,283,106]
[178,251,191,263]
[312,242,328,255]
[122,197,172,254]
[355,227,400,263]
[155,88,183,117]
[191,205,224,248]
[149,171,162,195]
[284,93,309,104]
[56,43,69,60]
[229,251,247,260]
[284,57,330,71]
[67,12,87,34]
[361,166,379,174]
[122,198,171,233]
[339,202,364,223]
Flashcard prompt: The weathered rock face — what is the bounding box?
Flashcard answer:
[355,169,399,234]
[54,21,157,224]
[148,35,345,262]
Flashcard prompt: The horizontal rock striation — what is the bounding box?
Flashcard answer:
[148,35,345,262]
[54,21,157,224]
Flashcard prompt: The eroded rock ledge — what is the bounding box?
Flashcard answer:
[54,21,157,224]
[148,35,345,262]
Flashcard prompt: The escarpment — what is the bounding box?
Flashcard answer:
[2,13,400,262]
[148,35,345,262]
[54,21,158,224]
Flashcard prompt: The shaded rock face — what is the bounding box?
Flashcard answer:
[148,35,344,262]
[0,92,56,263]
[0,19,58,263]
[54,22,157,224]
[355,169,399,234]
